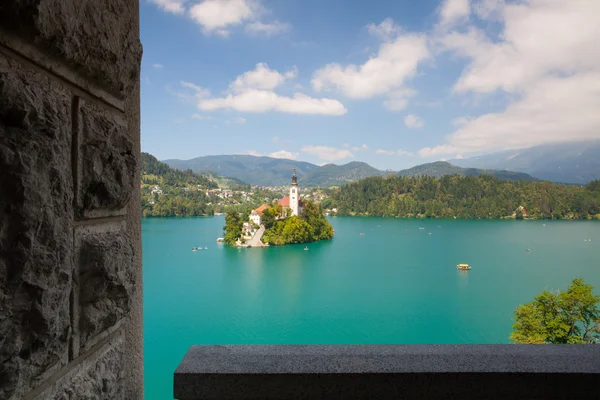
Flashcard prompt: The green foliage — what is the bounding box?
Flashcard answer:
[398,161,536,181]
[141,153,219,217]
[330,174,600,219]
[261,200,334,246]
[511,279,600,344]
[223,211,243,245]
[142,152,218,188]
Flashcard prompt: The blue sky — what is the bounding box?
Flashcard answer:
[140,0,599,170]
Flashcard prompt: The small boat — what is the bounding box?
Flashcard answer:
[419,227,425,230]
[360,233,365,236]
[428,232,432,235]
[205,247,208,250]
[456,264,471,270]
[192,247,197,251]
[304,246,309,251]
[526,249,531,252]
[216,238,224,243]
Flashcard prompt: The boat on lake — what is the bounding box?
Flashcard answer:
[192,247,197,251]
[304,246,309,251]
[456,263,471,270]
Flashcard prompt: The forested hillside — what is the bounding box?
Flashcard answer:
[329,174,600,219]
[142,152,218,188]
[397,161,536,181]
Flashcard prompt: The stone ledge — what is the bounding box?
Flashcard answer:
[174,345,600,400]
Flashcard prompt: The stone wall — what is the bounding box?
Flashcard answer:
[0,1,142,399]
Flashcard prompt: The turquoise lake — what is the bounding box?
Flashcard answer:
[143,217,600,399]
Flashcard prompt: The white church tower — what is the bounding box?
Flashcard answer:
[290,168,299,216]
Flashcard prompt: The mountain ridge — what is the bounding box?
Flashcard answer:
[163,155,536,186]
[451,140,600,184]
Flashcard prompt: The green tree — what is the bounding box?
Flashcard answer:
[511,278,600,344]
[223,211,243,245]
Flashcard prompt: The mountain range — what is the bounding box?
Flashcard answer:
[450,140,600,184]
[397,162,536,181]
[164,156,535,186]
[163,140,599,187]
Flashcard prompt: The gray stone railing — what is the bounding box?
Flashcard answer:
[174,345,600,399]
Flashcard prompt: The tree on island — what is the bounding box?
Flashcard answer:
[261,200,334,246]
[511,278,600,344]
[223,210,243,245]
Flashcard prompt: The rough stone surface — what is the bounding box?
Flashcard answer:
[76,225,135,349]
[0,0,142,96]
[0,53,73,399]
[175,345,600,400]
[78,101,135,215]
[36,334,125,400]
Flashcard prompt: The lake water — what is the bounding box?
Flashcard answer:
[143,216,600,399]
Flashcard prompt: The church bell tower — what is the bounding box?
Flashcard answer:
[290,168,299,216]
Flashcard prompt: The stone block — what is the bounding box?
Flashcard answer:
[0,0,142,96]
[75,224,135,349]
[36,333,125,399]
[78,100,135,217]
[0,53,73,399]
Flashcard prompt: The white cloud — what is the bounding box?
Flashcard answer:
[384,88,417,111]
[244,150,262,157]
[182,65,346,116]
[152,63,164,69]
[245,21,290,36]
[269,150,299,160]
[189,0,257,35]
[375,149,414,156]
[312,19,428,110]
[191,113,213,120]
[198,90,347,115]
[272,136,280,143]
[442,1,600,94]
[150,0,186,14]
[181,80,211,98]
[438,0,471,27]
[187,0,289,37]
[301,146,353,161]
[472,0,505,20]
[367,18,402,41]
[404,114,424,129]
[229,63,296,92]
[352,144,369,151]
[375,149,396,156]
[451,116,471,126]
[424,0,600,156]
[236,117,246,124]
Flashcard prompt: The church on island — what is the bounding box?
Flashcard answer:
[250,169,303,226]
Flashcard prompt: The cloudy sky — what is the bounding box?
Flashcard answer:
[140,0,600,170]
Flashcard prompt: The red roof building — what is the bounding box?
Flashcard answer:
[278,196,290,207]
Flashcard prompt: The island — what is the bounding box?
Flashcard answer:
[223,169,334,247]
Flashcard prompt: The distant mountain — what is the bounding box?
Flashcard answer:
[163,155,319,187]
[141,152,218,188]
[300,161,387,186]
[450,141,600,184]
[163,154,536,187]
[397,161,537,181]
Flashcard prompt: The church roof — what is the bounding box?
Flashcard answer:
[279,196,290,207]
[279,196,303,208]
[252,204,269,216]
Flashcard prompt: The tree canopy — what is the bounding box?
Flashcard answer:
[511,278,600,344]
[327,175,600,220]
[260,200,334,246]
